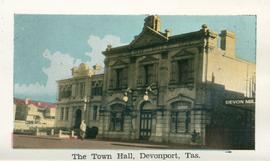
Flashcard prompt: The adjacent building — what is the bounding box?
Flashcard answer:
[56,15,255,146]
[55,63,103,131]
[14,98,56,130]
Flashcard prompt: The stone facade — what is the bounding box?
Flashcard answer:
[56,15,255,145]
[56,63,103,130]
[97,15,255,145]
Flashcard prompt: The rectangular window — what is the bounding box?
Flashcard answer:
[175,58,194,85]
[91,81,103,96]
[144,64,154,86]
[111,67,127,90]
[60,107,64,120]
[185,111,191,133]
[80,82,85,98]
[170,112,178,133]
[110,111,123,131]
[67,86,72,98]
[75,83,79,96]
[65,107,69,120]
[98,81,103,95]
[93,106,98,120]
[116,68,124,89]
[170,111,191,133]
[91,81,96,96]
[15,105,27,120]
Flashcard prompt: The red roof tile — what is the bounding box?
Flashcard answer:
[14,98,56,108]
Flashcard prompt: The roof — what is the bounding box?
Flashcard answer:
[14,98,56,109]
[102,17,218,55]
[103,29,206,55]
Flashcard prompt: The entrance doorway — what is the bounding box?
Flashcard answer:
[139,102,154,140]
[74,109,82,129]
[140,110,152,140]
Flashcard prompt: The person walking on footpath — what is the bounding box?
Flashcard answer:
[80,120,86,140]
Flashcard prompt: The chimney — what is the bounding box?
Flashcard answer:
[220,30,236,58]
[144,15,161,32]
[25,98,30,105]
[165,28,172,37]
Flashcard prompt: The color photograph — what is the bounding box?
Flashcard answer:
[13,15,256,149]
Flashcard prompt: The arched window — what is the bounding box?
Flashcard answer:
[170,101,191,133]
[110,104,125,131]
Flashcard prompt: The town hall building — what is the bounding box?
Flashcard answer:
[56,15,255,147]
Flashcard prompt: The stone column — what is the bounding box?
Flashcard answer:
[162,110,170,143]
[134,110,141,140]
[130,112,137,139]
[151,111,162,142]
[97,111,105,139]
[103,112,110,138]
[158,58,168,106]
[70,107,75,128]
[151,114,156,136]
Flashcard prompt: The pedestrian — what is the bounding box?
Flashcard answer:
[80,120,86,140]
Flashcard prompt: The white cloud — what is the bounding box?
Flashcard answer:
[85,35,126,67]
[14,49,83,97]
[14,35,126,101]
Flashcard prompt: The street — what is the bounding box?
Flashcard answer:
[13,134,170,149]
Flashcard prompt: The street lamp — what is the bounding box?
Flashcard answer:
[122,88,136,138]
[143,83,158,103]
[122,88,133,113]
[143,82,164,116]
[123,87,132,102]
[123,92,129,103]
[83,96,90,123]
[143,91,149,101]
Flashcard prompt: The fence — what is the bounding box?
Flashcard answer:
[13,127,79,139]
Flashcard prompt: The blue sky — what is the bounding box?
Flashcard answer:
[14,15,256,102]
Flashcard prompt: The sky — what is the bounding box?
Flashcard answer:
[14,15,256,103]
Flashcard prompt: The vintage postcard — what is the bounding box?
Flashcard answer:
[13,15,256,150]
[1,0,270,161]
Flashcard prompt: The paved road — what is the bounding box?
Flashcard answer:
[13,135,169,149]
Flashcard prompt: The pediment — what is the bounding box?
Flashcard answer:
[111,59,128,68]
[107,97,126,107]
[167,93,195,105]
[172,49,195,59]
[129,27,168,49]
[139,55,159,63]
